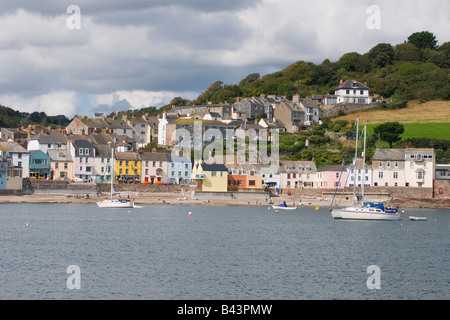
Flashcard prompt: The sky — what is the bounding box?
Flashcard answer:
[0,0,448,118]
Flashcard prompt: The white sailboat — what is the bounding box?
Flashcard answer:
[97,147,134,208]
[330,117,401,221]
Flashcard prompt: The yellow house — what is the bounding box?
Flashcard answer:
[115,152,141,182]
[191,161,228,192]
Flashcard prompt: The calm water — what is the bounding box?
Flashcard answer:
[0,203,449,300]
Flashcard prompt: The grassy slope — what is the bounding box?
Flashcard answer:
[333,100,450,141]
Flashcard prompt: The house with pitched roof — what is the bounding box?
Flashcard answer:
[0,141,30,178]
[115,151,141,183]
[66,116,111,136]
[48,149,73,181]
[140,152,169,184]
[191,161,228,192]
[29,150,51,179]
[69,139,96,182]
[334,80,372,104]
[27,133,68,154]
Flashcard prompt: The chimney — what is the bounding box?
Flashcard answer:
[122,114,127,121]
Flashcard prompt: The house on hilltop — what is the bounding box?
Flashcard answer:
[334,80,372,104]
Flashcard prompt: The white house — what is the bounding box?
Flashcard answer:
[278,160,317,189]
[0,141,30,178]
[335,80,372,104]
[404,148,435,188]
[372,149,406,187]
[372,148,435,188]
[158,113,177,146]
[27,133,68,154]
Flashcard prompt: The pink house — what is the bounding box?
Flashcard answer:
[316,165,350,189]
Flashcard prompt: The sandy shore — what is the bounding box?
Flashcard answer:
[1,191,449,209]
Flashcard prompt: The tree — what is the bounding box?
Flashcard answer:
[336,52,361,72]
[368,43,394,68]
[407,31,438,50]
[393,42,422,61]
[374,122,405,148]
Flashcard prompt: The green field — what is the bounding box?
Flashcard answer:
[366,122,450,141]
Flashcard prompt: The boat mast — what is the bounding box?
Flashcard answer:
[111,146,114,199]
[362,124,366,204]
[353,116,359,205]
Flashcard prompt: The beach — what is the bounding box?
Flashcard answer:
[1,191,449,209]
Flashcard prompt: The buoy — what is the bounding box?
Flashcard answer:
[188,212,192,216]
[402,210,405,213]
[275,210,279,213]
[69,206,72,210]
[315,206,319,210]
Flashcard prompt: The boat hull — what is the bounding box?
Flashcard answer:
[272,205,297,210]
[97,199,134,208]
[331,207,401,221]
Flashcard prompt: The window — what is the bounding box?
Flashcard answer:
[237,180,243,186]
[211,171,217,177]
[417,171,424,179]
[153,162,156,167]
[410,162,414,169]
[394,162,399,168]
[85,148,89,155]
[379,172,384,179]
[86,167,92,172]
[171,163,175,168]
[125,169,129,175]
[387,161,391,168]
[393,172,398,179]
[119,161,123,166]
[379,161,382,168]
[79,148,83,155]
[159,162,162,167]
[336,173,340,178]
[126,161,129,166]
[249,180,255,186]
[55,163,59,169]
[360,90,364,95]
[185,164,189,169]
[229,180,235,185]
[64,163,68,169]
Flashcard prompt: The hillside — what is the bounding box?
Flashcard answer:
[332,100,450,124]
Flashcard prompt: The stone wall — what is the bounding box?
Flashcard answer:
[319,102,381,118]
[434,180,450,199]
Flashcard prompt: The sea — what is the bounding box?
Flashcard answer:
[0,203,449,300]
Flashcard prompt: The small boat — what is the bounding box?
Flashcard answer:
[409,216,427,221]
[272,205,297,210]
[97,147,135,208]
[97,199,134,208]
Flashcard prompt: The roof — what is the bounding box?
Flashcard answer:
[279,160,317,173]
[0,141,28,153]
[106,119,132,130]
[139,152,169,161]
[335,80,369,91]
[372,148,405,161]
[115,152,140,161]
[71,139,95,148]
[200,163,228,171]
[317,165,345,172]
[298,98,319,108]
[31,133,68,144]
[77,117,111,129]
[94,144,113,157]
[172,119,230,126]
[167,154,191,162]
[47,149,73,161]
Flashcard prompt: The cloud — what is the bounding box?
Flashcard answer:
[0,91,79,116]
[0,0,448,118]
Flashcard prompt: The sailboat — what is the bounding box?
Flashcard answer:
[329,117,401,221]
[97,147,134,208]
